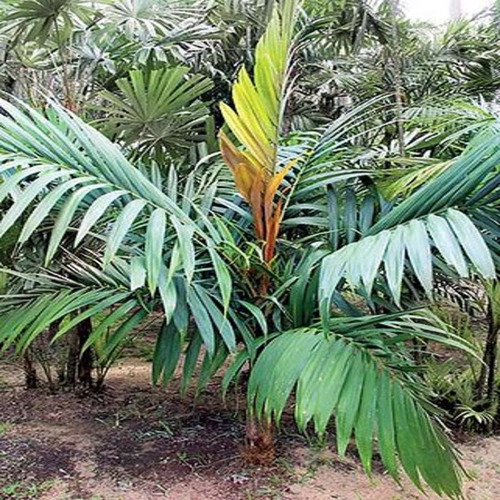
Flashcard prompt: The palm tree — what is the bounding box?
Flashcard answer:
[0,0,97,108]
[97,67,214,161]
[0,0,497,498]
[0,0,219,110]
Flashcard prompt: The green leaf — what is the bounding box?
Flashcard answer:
[152,321,182,386]
[187,285,215,355]
[360,231,390,294]
[195,285,236,352]
[19,177,91,243]
[100,308,149,361]
[239,301,268,337]
[319,250,347,329]
[75,189,126,246]
[171,215,195,283]
[405,220,433,297]
[104,199,147,265]
[384,225,406,305]
[446,209,495,278]
[81,300,138,352]
[158,268,177,322]
[130,257,146,291]
[248,318,465,498]
[335,352,365,456]
[0,170,68,240]
[45,183,107,264]
[427,214,468,277]
[208,246,232,312]
[355,360,377,473]
[145,208,167,294]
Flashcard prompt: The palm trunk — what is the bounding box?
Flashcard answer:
[54,22,76,111]
[77,317,93,388]
[244,413,275,465]
[65,317,94,388]
[52,320,68,385]
[476,283,499,402]
[65,328,79,388]
[485,314,499,403]
[390,0,406,156]
[23,350,38,389]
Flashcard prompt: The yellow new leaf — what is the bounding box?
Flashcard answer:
[220,102,273,168]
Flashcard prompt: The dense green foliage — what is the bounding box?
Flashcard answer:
[0,1,499,498]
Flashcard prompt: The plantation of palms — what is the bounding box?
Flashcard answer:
[0,0,498,499]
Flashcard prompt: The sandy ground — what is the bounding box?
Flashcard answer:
[1,358,499,500]
[286,438,500,500]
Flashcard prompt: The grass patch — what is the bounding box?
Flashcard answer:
[0,422,11,436]
[1,480,53,499]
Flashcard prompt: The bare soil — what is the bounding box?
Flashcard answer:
[1,358,499,500]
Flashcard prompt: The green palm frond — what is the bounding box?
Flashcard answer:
[0,98,198,242]
[0,98,238,355]
[369,125,500,233]
[0,260,142,355]
[248,313,471,498]
[1,0,95,44]
[318,123,499,320]
[320,208,495,313]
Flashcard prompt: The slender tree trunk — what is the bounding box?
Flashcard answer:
[485,313,499,402]
[53,22,76,112]
[390,0,406,156]
[65,329,79,388]
[64,316,94,389]
[77,317,93,388]
[477,283,500,402]
[36,335,56,393]
[53,322,67,385]
[23,350,38,389]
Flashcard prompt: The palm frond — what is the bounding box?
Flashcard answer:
[318,123,499,320]
[319,208,495,316]
[218,0,301,261]
[0,99,239,356]
[248,313,469,497]
[98,67,214,159]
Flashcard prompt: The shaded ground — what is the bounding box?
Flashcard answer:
[1,358,499,500]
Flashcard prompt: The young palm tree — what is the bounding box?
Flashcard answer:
[0,0,497,498]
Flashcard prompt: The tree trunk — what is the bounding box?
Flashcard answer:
[389,0,406,157]
[476,282,499,403]
[485,315,499,403]
[243,413,275,465]
[23,350,38,389]
[65,329,79,388]
[77,317,93,388]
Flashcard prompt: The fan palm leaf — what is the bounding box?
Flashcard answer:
[98,67,214,159]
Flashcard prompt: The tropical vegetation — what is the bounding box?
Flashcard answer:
[0,0,498,498]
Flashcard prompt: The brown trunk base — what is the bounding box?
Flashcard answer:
[23,351,38,389]
[77,317,93,388]
[242,415,275,465]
